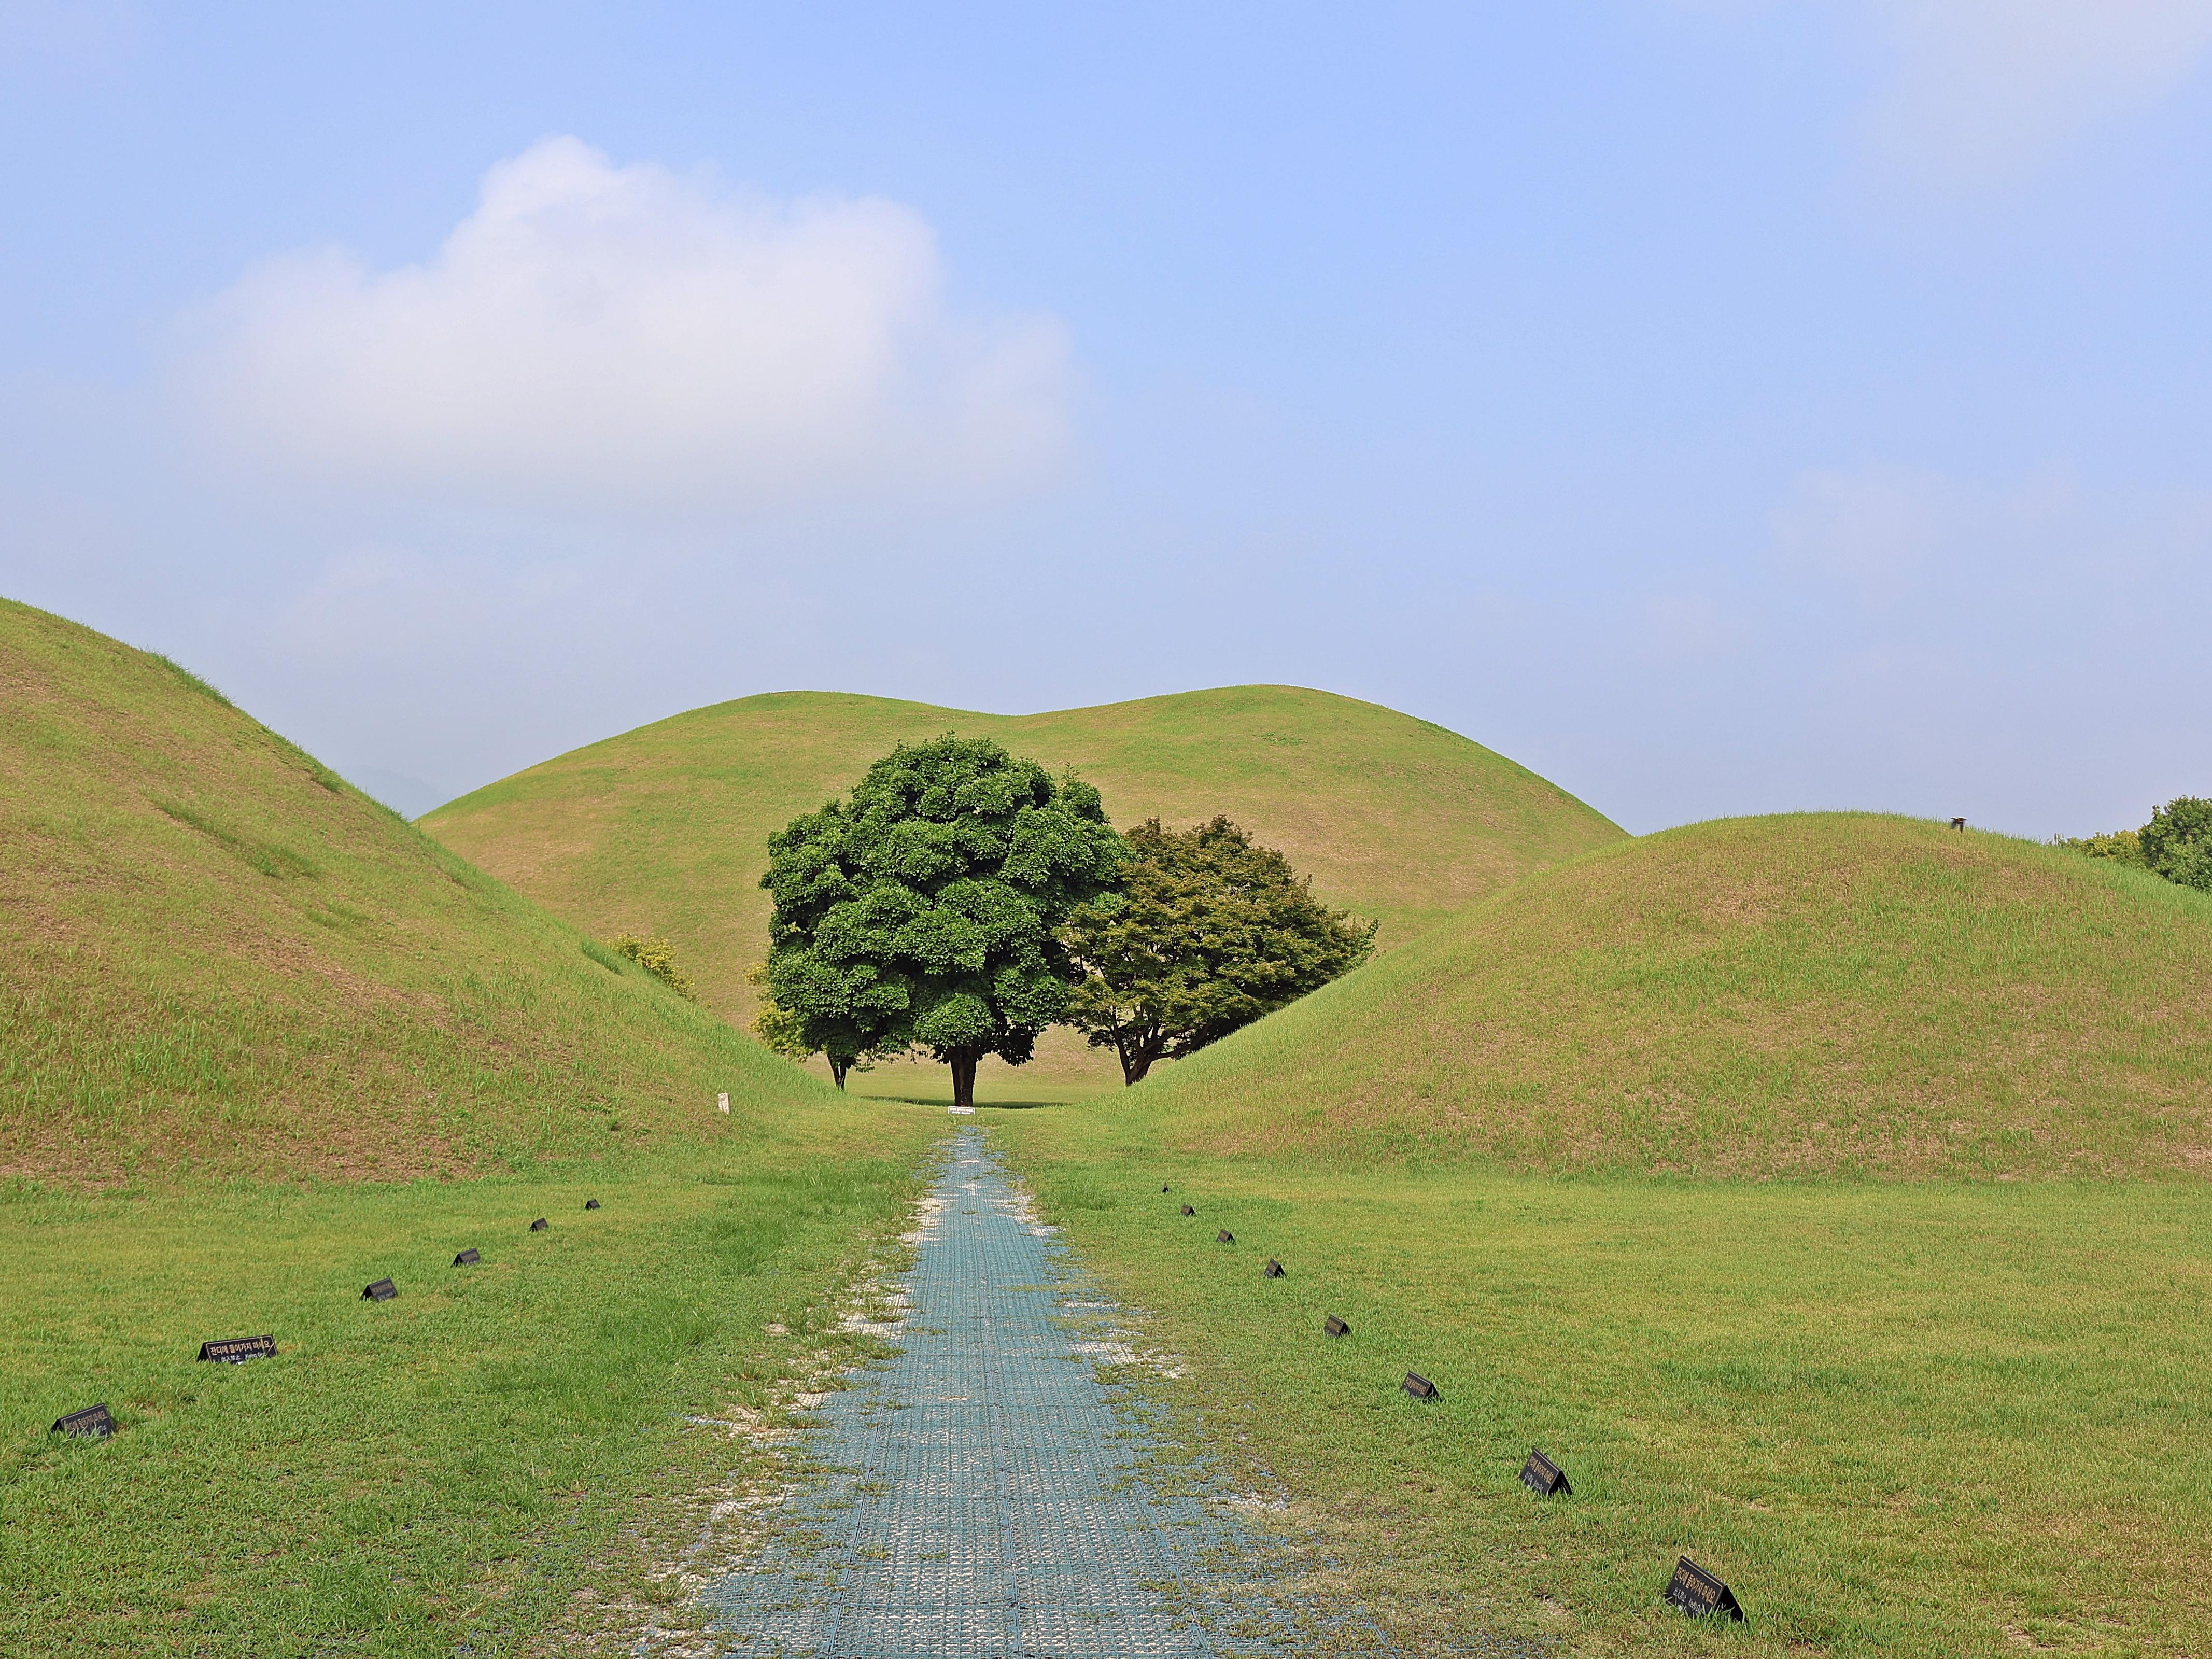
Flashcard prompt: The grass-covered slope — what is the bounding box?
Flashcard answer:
[0,598,834,1184]
[421,686,1625,1029]
[993,1129,2212,1656]
[1110,812,2212,1178]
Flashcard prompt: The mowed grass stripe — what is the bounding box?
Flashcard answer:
[999,1137,2212,1656]
[0,1130,936,1657]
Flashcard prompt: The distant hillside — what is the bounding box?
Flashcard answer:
[1101,813,2212,1178]
[421,687,1625,1076]
[0,599,834,1184]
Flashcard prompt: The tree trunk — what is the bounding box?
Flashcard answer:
[949,1050,980,1109]
[829,1055,850,1090]
[1119,1026,1163,1085]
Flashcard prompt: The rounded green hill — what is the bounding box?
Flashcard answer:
[421,686,1626,1043]
[1112,812,2212,1178]
[0,599,830,1183]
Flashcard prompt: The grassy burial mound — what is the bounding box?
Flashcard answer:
[0,598,835,1184]
[1110,811,2212,1179]
[420,686,1625,1038]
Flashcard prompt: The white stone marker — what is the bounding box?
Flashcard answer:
[717,1092,731,1114]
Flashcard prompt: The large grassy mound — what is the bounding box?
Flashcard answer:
[1108,811,2212,1178]
[0,598,835,1184]
[421,686,1624,1045]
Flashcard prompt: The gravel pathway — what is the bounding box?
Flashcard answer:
[704,1127,1303,1657]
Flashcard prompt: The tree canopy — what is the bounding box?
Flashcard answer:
[1060,816,1375,1085]
[760,736,1123,1106]
[2139,796,2212,893]
[2058,795,2212,894]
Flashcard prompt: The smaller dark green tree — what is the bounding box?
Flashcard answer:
[744,960,879,1089]
[1061,816,1375,1085]
[2140,796,2212,893]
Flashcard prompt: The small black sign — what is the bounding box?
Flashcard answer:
[1520,1449,1571,1497]
[1216,1229,1235,1244]
[1666,1557,1744,1621]
[197,1335,276,1365]
[529,1218,549,1232]
[363,1277,397,1301]
[453,1248,481,1267]
[52,1403,114,1438]
[1401,1371,1439,1400]
[1263,1258,1285,1277]
[1180,1204,1195,1216]
[584,1198,601,1211]
[1323,1314,1350,1338]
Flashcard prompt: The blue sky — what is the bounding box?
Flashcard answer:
[4,2,2209,832]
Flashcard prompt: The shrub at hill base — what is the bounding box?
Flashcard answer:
[761,736,1124,1107]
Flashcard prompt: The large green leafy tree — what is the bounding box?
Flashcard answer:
[760,736,1124,1107]
[1061,816,1376,1085]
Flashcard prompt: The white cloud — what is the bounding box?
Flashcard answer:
[1861,0,2212,185]
[176,137,1072,514]
[1771,464,1950,605]
[1670,1,2212,185]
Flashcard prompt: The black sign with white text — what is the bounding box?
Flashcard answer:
[197,1335,276,1365]
[1520,1449,1570,1496]
[1666,1557,1744,1621]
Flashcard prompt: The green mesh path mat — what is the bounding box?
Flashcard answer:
[703,1129,1319,1657]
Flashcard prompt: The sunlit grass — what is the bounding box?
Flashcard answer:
[1115,813,2212,1178]
[0,1118,939,1656]
[998,1116,2212,1656]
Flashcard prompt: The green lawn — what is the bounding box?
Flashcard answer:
[995,1110,2212,1656]
[0,1108,939,1657]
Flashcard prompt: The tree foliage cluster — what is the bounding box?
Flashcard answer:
[2056,796,2212,894]
[755,737,1373,1102]
[1061,817,1374,1084]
